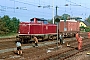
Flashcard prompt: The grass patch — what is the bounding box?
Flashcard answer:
[0,33,18,38]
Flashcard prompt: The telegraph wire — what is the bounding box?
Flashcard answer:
[65,0,90,20]
[10,0,39,7]
[8,0,90,13]
[1,0,89,20]
[8,0,53,19]
[0,3,85,17]
[1,0,57,20]
[0,4,52,16]
[65,0,90,9]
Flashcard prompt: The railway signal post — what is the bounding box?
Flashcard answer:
[57,23,59,49]
[55,18,60,49]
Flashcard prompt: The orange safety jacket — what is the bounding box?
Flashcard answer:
[78,36,82,43]
[76,33,79,40]
[88,32,90,38]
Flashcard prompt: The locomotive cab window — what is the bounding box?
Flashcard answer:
[43,21,48,24]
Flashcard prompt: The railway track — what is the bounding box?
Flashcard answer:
[39,38,90,60]
[0,32,90,60]
[0,37,16,42]
[45,44,90,60]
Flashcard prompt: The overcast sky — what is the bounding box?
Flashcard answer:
[0,0,90,22]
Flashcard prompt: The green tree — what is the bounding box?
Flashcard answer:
[0,18,9,34]
[1,15,11,32]
[86,15,90,23]
[10,17,20,33]
[48,19,53,24]
[61,14,70,20]
[85,27,90,32]
[0,15,20,35]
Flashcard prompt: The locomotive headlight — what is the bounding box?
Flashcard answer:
[28,32,29,34]
[19,32,20,33]
[46,26,48,30]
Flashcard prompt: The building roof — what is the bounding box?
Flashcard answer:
[83,20,90,26]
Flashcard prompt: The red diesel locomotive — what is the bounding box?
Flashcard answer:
[18,18,57,43]
[17,18,79,43]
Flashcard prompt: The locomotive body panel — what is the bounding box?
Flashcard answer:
[30,23,43,35]
[19,22,29,35]
[18,18,57,36]
[46,24,57,34]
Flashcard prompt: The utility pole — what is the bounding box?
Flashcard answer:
[56,6,58,17]
[55,6,59,49]
[52,0,54,24]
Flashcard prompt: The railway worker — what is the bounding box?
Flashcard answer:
[16,40,22,55]
[59,33,64,48]
[88,32,90,39]
[75,32,83,50]
[33,36,38,47]
[77,35,83,50]
[76,32,79,41]
[59,33,63,45]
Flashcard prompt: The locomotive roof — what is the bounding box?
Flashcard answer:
[30,18,47,21]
